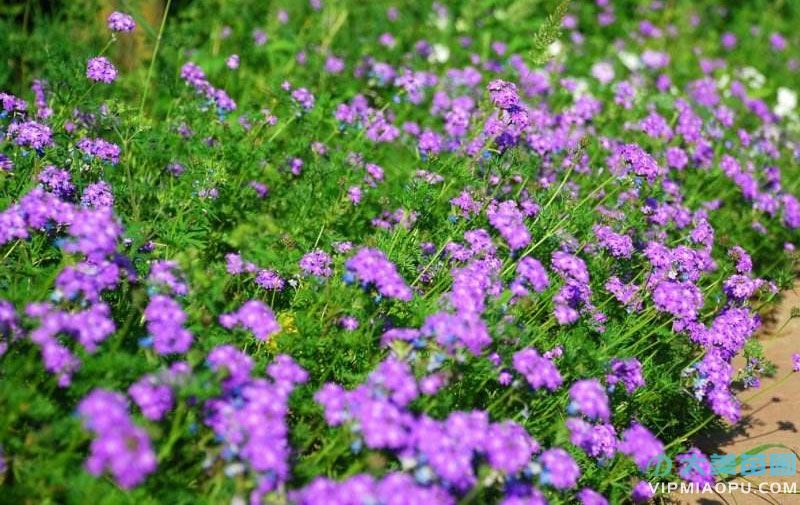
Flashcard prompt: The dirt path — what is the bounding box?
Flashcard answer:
[670,286,800,505]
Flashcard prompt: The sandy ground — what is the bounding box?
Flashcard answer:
[669,285,800,505]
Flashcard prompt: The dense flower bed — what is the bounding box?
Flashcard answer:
[1,1,799,503]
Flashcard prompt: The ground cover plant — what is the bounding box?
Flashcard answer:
[1,0,800,503]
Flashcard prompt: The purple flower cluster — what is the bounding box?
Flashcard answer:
[219,300,280,340]
[291,87,316,110]
[0,300,22,357]
[205,352,307,502]
[225,253,286,290]
[612,143,665,183]
[551,251,601,326]
[316,357,540,491]
[148,260,189,295]
[607,358,645,394]
[129,362,189,420]
[486,200,530,251]
[568,379,610,421]
[334,94,400,143]
[143,295,192,354]
[7,120,52,149]
[0,153,12,171]
[0,91,27,113]
[299,250,333,277]
[345,247,412,301]
[38,165,74,198]
[538,448,580,489]
[80,181,114,208]
[618,422,665,471]
[2,185,128,385]
[291,473,454,504]
[86,57,118,83]
[567,417,617,460]
[513,347,563,391]
[77,389,156,488]
[604,276,642,311]
[107,11,136,32]
[180,62,237,112]
[31,79,52,118]
[77,137,121,165]
[593,225,634,258]
[676,447,715,486]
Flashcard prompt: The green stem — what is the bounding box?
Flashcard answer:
[139,0,172,118]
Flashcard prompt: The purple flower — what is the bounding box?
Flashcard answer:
[292,88,316,110]
[770,32,787,51]
[487,200,530,251]
[652,280,703,320]
[252,29,267,46]
[339,316,359,331]
[0,92,27,112]
[677,447,715,486]
[300,250,333,277]
[484,421,539,474]
[204,353,306,494]
[614,143,665,183]
[568,379,611,421]
[607,358,645,393]
[219,300,281,341]
[0,300,22,357]
[488,79,521,110]
[324,55,345,74]
[148,260,189,296]
[348,185,362,204]
[619,422,665,472]
[513,348,563,391]
[144,295,193,354]
[539,448,580,489]
[31,79,51,118]
[7,121,52,149]
[78,389,156,488]
[255,269,285,290]
[0,153,12,171]
[290,473,455,505]
[207,344,253,390]
[77,137,121,165]
[81,181,114,208]
[721,32,737,49]
[567,418,616,459]
[129,374,173,421]
[86,57,118,83]
[631,480,655,503]
[594,225,633,258]
[345,248,412,301]
[107,12,136,32]
[38,165,73,198]
[577,488,608,505]
[180,62,237,112]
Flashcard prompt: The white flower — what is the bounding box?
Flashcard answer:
[428,44,450,64]
[775,87,797,117]
[548,41,563,58]
[740,67,765,89]
[618,51,641,71]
